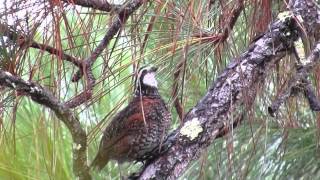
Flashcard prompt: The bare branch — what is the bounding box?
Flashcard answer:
[269,42,320,116]
[192,0,244,42]
[66,0,144,108]
[171,60,185,121]
[0,70,91,180]
[0,22,83,68]
[29,41,83,67]
[63,0,122,12]
[219,0,244,40]
[268,0,320,115]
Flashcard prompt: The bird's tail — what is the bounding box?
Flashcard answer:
[90,153,109,171]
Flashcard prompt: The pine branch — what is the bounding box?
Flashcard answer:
[63,0,122,12]
[65,0,145,108]
[0,22,82,68]
[0,70,91,180]
[269,42,320,116]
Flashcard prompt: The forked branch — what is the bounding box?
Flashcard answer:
[0,71,91,179]
[269,43,320,116]
[65,0,145,108]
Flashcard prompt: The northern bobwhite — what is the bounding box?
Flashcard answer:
[91,66,172,170]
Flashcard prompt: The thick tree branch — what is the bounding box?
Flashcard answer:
[132,0,319,179]
[65,0,144,108]
[63,0,122,12]
[0,71,91,180]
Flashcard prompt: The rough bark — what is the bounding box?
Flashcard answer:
[132,0,320,179]
[63,0,122,12]
[0,71,91,179]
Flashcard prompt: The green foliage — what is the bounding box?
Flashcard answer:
[0,99,72,179]
[1,0,320,179]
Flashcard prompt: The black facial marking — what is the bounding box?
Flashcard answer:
[134,66,159,97]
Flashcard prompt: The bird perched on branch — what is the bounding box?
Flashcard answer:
[91,66,172,171]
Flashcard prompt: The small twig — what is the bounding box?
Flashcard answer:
[268,76,299,117]
[300,78,320,111]
[0,22,83,68]
[171,61,185,121]
[66,0,144,108]
[219,0,244,40]
[172,0,245,120]
[268,43,320,116]
[192,0,244,42]
[63,0,123,12]
[29,41,82,67]
[216,113,245,138]
[0,70,91,180]
[71,0,145,82]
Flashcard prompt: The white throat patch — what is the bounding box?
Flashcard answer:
[142,72,158,88]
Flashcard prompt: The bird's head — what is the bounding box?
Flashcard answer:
[135,66,159,96]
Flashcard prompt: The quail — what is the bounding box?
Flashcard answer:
[91,66,172,171]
